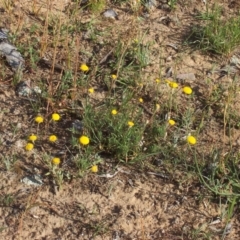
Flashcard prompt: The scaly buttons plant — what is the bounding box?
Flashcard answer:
[79,135,90,145]
[111,74,117,79]
[168,119,176,126]
[49,135,58,142]
[88,88,94,94]
[111,109,118,115]
[29,134,37,142]
[80,63,89,72]
[25,143,34,151]
[183,86,193,95]
[52,113,60,121]
[168,81,178,88]
[128,121,134,127]
[52,157,61,165]
[35,116,44,123]
[91,165,98,173]
[139,98,143,103]
[187,135,197,145]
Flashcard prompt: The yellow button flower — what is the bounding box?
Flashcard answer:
[88,88,94,94]
[25,143,34,151]
[168,81,178,88]
[52,113,60,121]
[183,86,193,95]
[187,135,197,145]
[52,157,60,165]
[128,121,134,127]
[156,104,160,111]
[168,119,176,126]
[80,63,89,72]
[91,165,98,173]
[139,98,143,103]
[155,78,160,83]
[79,135,90,145]
[35,116,44,123]
[29,134,37,142]
[49,135,58,142]
[111,74,117,80]
[111,109,118,115]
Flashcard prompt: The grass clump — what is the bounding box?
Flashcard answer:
[188,5,240,55]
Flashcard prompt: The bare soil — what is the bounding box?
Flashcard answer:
[1,0,240,239]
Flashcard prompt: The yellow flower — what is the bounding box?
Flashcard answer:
[128,121,134,127]
[139,98,143,103]
[187,135,197,145]
[79,135,90,145]
[88,88,94,94]
[168,81,178,88]
[25,143,34,151]
[80,63,89,72]
[49,135,58,142]
[35,116,44,123]
[156,104,160,111]
[111,109,118,115]
[155,78,160,83]
[52,113,60,121]
[168,119,176,126]
[29,134,37,142]
[183,86,193,95]
[91,165,98,173]
[111,74,117,80]
[52,157,60,165]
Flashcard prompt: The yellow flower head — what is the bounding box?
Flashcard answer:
[155,104,160,111]
[155,78,160,84]
[25,143,34,151]
[139,98,143,103]
[168,119,176,126]
[29,134,37,142]
[111,109,118,115]
[79,135,90,145]
[52,157,60,165]
[187,135,197,145]
[168,81,178,88]
[52,113,60,121]
[49,135,58,142]
[91,165,98,173]
[111,74,117,80]
[80,63,89,72]
[88,88,94,94]
[35,116,44,123]
[183,86,193,95]
[128,121,134,127]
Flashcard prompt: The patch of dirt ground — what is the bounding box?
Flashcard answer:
[1,0,240,239]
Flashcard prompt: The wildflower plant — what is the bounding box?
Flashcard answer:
[35,116,44,123]
[25,143,34,151]
[49,135,58,142]
[29,134,37,142]
[80,63,89,72]
[52,113,61,121]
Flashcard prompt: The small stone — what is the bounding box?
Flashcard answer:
[72,119,84,133]
[21,175,43,186]
[0,28,8,41]
[103,9,118,20]
[16,81,41,97]
[161,3,171,11]
[0,41,25,71]
[176,73,196,81]
[145,0,158,10]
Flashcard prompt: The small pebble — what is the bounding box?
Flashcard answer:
[103,9,118,20]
